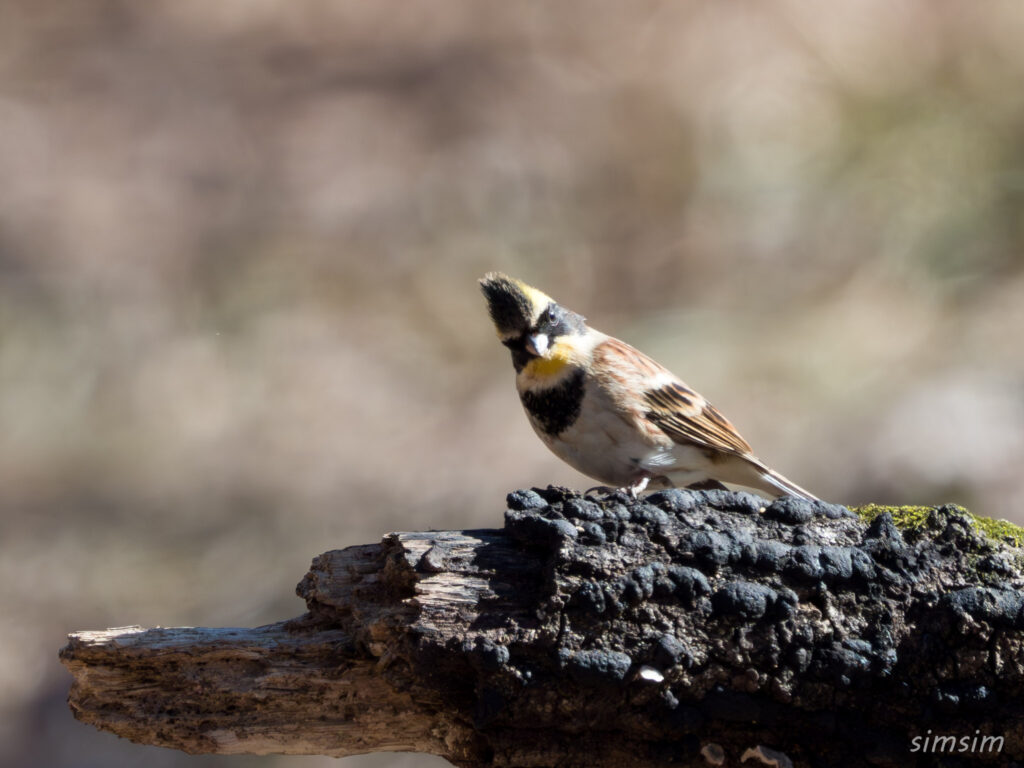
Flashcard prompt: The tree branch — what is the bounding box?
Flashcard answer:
[61,488,1024,767]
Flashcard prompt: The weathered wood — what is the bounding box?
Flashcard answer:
[61,488,1024,767]
[61,623,457,757]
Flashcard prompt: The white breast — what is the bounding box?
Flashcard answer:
[526,377,676,487]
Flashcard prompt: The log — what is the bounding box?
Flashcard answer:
[60,487,1024,767]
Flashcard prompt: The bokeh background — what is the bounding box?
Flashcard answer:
[3,2,1024,766]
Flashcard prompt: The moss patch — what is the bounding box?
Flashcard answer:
[970,515,1024,548]
[853,504,1024,548]
[854,504,933,531]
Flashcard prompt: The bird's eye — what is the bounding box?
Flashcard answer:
[542,306,557,324]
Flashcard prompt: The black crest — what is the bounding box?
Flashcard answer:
[480,274,534,336]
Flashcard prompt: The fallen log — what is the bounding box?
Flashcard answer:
[61,487,1024,767]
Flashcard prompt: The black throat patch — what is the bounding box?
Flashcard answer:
[519,369,585,436]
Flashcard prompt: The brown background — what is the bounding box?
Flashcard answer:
[3,2,1024,767]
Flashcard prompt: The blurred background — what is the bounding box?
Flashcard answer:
[2,1,1024,766]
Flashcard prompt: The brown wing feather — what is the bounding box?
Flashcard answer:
[651,397,753,457]
[593,337,753,457]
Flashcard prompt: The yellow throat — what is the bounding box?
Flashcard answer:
[520,339,574,382]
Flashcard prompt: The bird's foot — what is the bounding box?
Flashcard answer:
[622,476,650,499]
[586,477,650,500]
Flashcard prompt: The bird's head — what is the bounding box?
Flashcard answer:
[479,273,587,372]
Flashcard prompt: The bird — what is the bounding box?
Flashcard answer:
[479,272,817,500]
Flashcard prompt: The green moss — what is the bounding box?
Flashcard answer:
[853,503,1024,547]
[853,504,933,531]
[971,516,1024,548]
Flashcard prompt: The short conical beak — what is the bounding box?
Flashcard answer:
[525,333,549,357]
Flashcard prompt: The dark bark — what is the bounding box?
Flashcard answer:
[61,488,1024,767]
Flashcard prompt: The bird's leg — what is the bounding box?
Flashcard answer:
[586,476,650,500]
[624,476,650,499]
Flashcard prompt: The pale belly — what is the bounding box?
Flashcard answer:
[524,380,706,488]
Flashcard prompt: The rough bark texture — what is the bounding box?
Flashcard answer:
[61,487,1024,767]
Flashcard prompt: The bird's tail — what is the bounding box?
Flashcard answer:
[757,467,819,501]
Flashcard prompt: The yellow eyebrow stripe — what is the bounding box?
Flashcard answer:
[517,281,554,320]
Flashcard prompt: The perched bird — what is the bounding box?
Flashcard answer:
[479,273,817,500]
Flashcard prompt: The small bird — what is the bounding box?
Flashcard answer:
[479,273,817,500]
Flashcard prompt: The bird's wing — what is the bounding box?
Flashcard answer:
[592,337,754,458]
[646,384,753,457]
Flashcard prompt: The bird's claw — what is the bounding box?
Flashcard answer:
[586,477,649,500]
[620,476,650,499]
